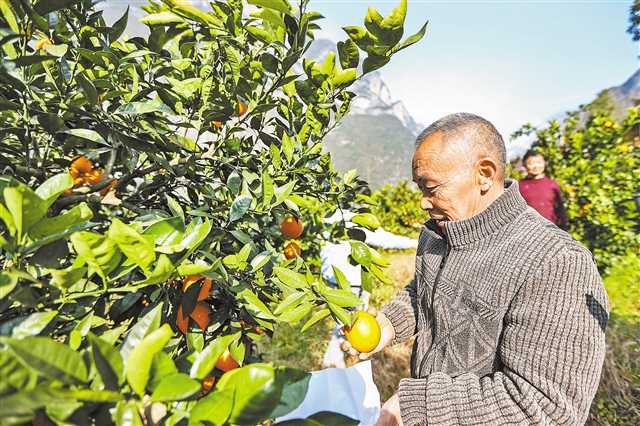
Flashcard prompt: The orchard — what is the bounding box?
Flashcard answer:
[0,0,427,424]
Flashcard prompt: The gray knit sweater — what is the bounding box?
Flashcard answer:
[380,180,609,426]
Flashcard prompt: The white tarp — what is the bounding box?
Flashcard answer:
[276,360,381,426]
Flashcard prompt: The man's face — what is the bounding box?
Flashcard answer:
[412,132,482,224]
[524,155,545,177]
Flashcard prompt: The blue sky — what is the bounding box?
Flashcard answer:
[104,1,638,156]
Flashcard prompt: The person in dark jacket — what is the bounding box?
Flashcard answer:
[518,149,569,230]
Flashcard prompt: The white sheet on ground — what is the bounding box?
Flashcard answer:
[275,360,381,426]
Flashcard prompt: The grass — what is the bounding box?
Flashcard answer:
[263,250,640,423]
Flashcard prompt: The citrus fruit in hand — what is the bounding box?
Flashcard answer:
[343,311,381,353]
[280,216,303,239]
[283,241,301,259]
[216,349,239,372]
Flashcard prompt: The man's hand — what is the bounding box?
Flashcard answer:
[375,392,403,426]
[340,307,395,360]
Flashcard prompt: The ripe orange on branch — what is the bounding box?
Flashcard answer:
[283,241,301,259]
[175,301,211,334]
[237,100,248,116]
[216,349,239,372]
[280,216,304,239]
[342,311,381,353]
[201,375,216,396]
[70,156,93,176]
[35,37,52,50]
[182,275,212,301]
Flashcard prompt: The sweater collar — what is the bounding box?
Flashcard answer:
[422,180,528,248]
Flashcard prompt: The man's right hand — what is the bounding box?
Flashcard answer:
[340,307,396,360]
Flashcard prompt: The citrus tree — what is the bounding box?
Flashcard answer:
[0,0,428,424]
[370,180,424,238]
[512,108,640,270]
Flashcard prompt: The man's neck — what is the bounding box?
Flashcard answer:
[528,174,545,180]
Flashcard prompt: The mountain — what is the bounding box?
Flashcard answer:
[589,68,640,120]
[304,39,424,189]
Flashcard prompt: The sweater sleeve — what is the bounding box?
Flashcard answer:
[380,277,420,345]
[397,246,609,426]
[553,182,569,231]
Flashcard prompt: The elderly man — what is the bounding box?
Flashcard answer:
[348,113,609,425]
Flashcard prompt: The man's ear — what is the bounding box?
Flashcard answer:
[476,157,498,192]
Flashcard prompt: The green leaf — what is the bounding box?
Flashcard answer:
[117,98,172,115]
[125,323,173,396]
[30,202,93,240]
[89,333,124,390]
[278,302,313,323]
[163,0,220,25]
[331,68,357,88]
[143,217,184,246]
[190,333,238,379]
[273,267,307,289]
[34,0,75,15]
[342,26,377,54]
[114,400,144,426]
[76,73,97,105]
[274,180,296,206]
[70,231,121,283]
[12,55,57,66]
[34,172,73,208]
[43,43,68,57]
[0,0,19,33]
[149,351,178,390]
[322,288,362,308]
[269,368,311,418]
[301,308,330,332]
[274,291,307,315]
[140,11,185,26]
[332,266,351,291]
[378,0,407,45]
[392,20,428,54]
[351,213,381,230]
[328,302,351,327]
[350,241,372,268]
[248,0,292,15]
[262,171,274,207]
[108,218,155,271]
[0,350,38,396]
[337,39,359,69]
[3,182,47,241]
[0,269,35,299]
[109,6,129,42]
[361,269,373,293]
[151,373,200,401]
[229,195,252,222]
[216,363,283,424]
[64,128,107,144]
[6,337,88,384]
[120,302,163,361]
[363,54,391,74]
[240,288,276,320]
[11,311,57,339]
[190,388,234,425]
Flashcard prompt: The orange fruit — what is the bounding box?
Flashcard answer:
[182,275,212,301]
[213,120,222,129]
[237,101,248,116]
[343,311,381,353]
[176,305,189,334]
[70,156,93,175]
[283,241,301,259]
[216,349,239,372]
[201,375,216,395]
[280,216,303,239]
[35,38,52,51]
[190,302,210,331]
[86,169,104,185]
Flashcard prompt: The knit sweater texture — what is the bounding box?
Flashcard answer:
[380,180,609,426]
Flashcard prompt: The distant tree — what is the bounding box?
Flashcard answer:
[628,0,640,41]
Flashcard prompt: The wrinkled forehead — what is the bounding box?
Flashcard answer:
[412,133,471,182]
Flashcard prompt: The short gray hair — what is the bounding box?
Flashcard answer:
[415,112,507,180]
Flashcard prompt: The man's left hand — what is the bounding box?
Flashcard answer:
[375,392,403,426]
